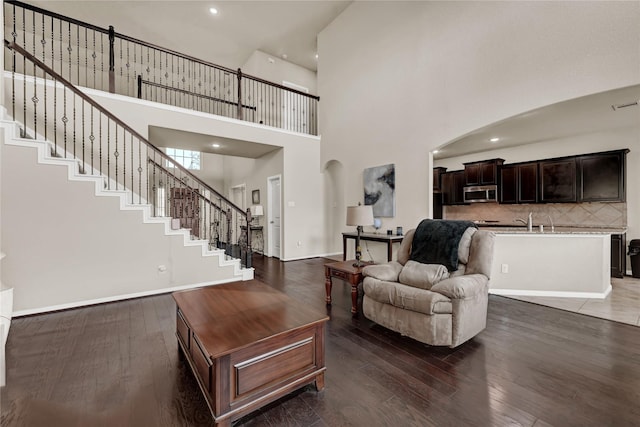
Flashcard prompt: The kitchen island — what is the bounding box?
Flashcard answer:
[486,227,626,299]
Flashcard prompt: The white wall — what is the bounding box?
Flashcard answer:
[73,88,325,261]
[1,140,240,314]
[222,149,284,255]
[192,151,225,191]
[318,1,640,260]
[242,50,317,94]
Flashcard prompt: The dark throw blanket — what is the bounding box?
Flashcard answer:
[409,219,477,271]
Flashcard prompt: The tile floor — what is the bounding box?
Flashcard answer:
[503,275,640,326]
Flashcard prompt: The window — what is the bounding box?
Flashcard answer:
[165,148,201,170]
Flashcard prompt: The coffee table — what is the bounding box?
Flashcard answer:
[324,260,373,315]
[173,280,328,427]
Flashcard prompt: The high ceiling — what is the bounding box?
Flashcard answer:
[434,85,640,160]
[29,0,351,72]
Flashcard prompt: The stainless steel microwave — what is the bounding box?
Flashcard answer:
[463,185,498,203]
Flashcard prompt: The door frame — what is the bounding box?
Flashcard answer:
[267,174,282,258]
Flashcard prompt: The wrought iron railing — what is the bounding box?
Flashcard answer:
[3,0,320,135]
[4,39,253,267]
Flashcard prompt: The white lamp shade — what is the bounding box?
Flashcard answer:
[250,205,264,216]
[346,205,374,226]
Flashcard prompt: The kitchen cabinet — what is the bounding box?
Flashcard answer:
[539,158,576,203]
[500,162,538,204]
[441,170,466,205]
[611,233,626,279]
[518,162,539,203]
[578,150,628,202]
[464,158,504,186]
[433,167,447,193]
[499,165,517,204]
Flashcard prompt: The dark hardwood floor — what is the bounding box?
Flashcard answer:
[2,255,640,426]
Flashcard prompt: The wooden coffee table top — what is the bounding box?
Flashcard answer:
[324,259,373,274]
[173,280,329,359]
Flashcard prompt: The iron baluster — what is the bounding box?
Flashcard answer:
[108,25,114,92]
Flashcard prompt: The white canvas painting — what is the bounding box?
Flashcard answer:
[364,164,395,217]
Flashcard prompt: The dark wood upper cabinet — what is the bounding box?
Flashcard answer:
[433,167,447,193]
[500,162,538,204]
[499,165,517,204]
[441,170,466,205]
[464,159,504,186]
[518,162,539,203]
[577,150,628,202]
[539,158,577,203]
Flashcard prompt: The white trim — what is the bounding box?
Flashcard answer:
[282,252,342,262]
[490,284,612,300]
[12,278,244,317]
[267,174,282,259]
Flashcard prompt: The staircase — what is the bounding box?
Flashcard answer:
[1,41,254,316]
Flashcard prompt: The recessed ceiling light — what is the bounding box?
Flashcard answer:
[212,143,220,148]
[209,7,218,15]
[489,137,500,142]
[281,53,288,60]
[315,54,319,60]
[433,150,439,154]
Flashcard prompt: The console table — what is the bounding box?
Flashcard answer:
[173,281,328,427]
[342,232,404,262]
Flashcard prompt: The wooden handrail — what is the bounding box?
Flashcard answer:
[147,158,237,216]
[4,39,247,220]
[5,0,109,34]
[5,0,319,101]
[138,77,258,111]
[115,32,320,100]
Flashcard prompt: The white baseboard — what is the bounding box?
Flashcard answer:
[490,284,612,300]
[12,278,244,317]
[282,252,342,262]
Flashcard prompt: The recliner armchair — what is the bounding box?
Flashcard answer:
[362,222,495,348]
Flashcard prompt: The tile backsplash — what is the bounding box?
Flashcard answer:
[444,202,626,228]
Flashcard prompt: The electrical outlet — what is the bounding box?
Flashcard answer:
[297,241,302,247]
[501,264,509,274]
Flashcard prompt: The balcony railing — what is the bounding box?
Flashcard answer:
[4,0,320,135]
[5,39,254,267]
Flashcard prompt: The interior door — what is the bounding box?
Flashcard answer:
[268,175,281,258]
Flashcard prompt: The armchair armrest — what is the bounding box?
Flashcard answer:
[430,274,488,300]
[362,261,403,282]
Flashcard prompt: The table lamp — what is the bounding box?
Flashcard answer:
[249,205,263,225]
[346,204,374,267]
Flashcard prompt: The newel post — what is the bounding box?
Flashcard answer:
[108,25,115,93]
[245,207,252,268]
[236,68,243,121]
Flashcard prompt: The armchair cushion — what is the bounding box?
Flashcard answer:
[363,278,452,315]
[397,229,415,266]
[466,230,496,278]
[362,261,403,282]
[430,274,489,300]
[398,261,449,290]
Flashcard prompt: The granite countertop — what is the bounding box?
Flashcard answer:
[475,222,627,234]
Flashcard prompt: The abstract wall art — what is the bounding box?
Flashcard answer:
[363,163,395,217]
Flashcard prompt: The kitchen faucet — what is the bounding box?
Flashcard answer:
[515,212,533,231]
[548,215,555,233]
